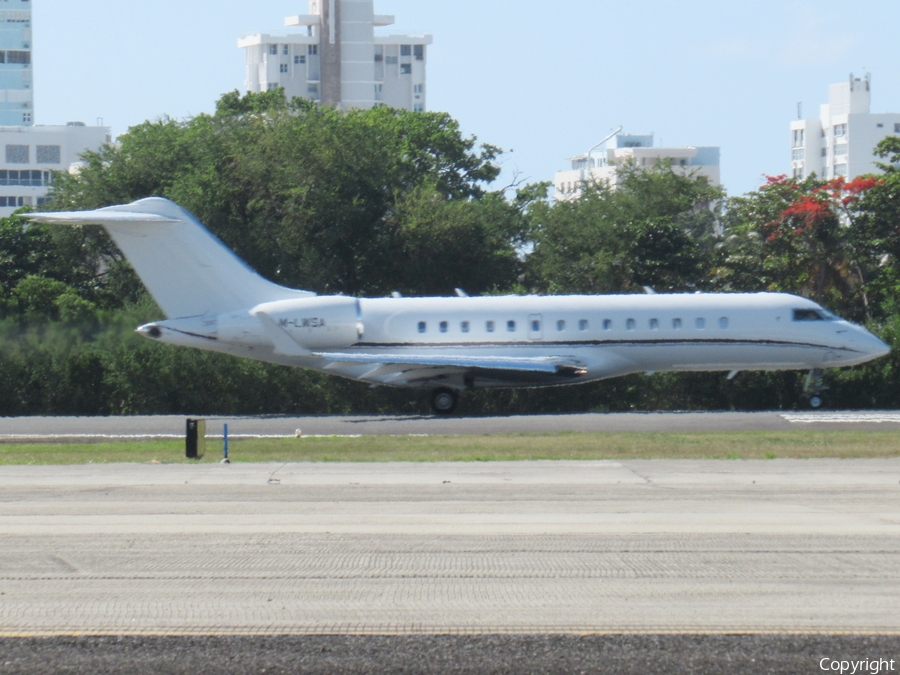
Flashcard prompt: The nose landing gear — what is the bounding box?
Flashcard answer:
[803,369,828,409]
[431,387,460,415]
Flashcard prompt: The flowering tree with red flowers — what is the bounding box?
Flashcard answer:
[720,172,882,320]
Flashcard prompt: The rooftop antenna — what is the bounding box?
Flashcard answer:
[797,102,802,120]
[585,124,624,159]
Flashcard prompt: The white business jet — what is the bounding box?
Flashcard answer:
[27,198,890,414]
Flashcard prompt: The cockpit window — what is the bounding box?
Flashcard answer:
[793,308,830,321]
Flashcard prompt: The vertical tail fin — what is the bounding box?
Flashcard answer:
[27,197,315,318]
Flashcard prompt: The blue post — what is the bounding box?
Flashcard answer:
[223,423,230,463]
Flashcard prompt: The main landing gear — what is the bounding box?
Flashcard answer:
[431,387,459,415]
[804,368,828,409]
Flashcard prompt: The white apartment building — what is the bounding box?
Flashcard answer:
[0,1,110,217]
[0,0,33,127]
[790,73,900,181]
[239,0,432,112]
[555,132,721,201]
[0,123,110,216]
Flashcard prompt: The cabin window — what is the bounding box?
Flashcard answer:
[626,318,636,331]
[531,319,541,332]
[417,321,427,334]
[649,318,659,330]
[507,320,517,332]
[793,308,828,321]
[557,320,566,331]
[461,321,470,333]
[486,321,495,333]
[719,317,729,329]
[695,318,706,329]
[579,319,589,331]
[440,321,448,333]
[603,319,612,331]
[672,318,682,329]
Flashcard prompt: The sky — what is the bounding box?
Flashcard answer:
[33,0,900,196]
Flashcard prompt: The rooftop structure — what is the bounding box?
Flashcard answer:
[790,73,900,181]
[239,0,432,112]
[554,131,721,201]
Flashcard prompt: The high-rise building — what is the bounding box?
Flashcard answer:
[0,0,34,126]
[0,0,110,217]
[239,0,432,112]
[554,132,721,201]
[790,74,900,181]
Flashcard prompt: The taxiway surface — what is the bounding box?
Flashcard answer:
[3,410,900,441]
[2,459,900,636]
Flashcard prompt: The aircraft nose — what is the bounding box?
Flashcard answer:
[870,334,891,359]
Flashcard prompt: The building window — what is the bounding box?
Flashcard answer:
[36,145,60,164]
[557,320,566,331]
[896,123,900,133]
[486,321,495,333]
[649,318,659,330]
[695,318,706,329]
[294,55,306,64]
[267,82,279,91]
[834,123,848,137]
[279,63,289,73]
[792,149,804,161]
[283,45,289,55]
[7,50,30,64]
[0,196,26,207]
[413,103,424,112]
[507,320,516,332]
[834,143,848,156]
[531,319,541,333]
[22,112,31,124]
[400,45,412,56]
[719,317,729,329]
[414,45,424,61]
[877,123,884,128]
[672,318,682,329]
[385,56,398,65]
[579,319,589,331]
[834,163,849,177]
[439,321,448,333]
[308,45,318,55]
[626,318,636,331]
[792,129,805,148]
[269,45,278,55]
[417,321,427,334]
[822,148,827,158]
[6,144,28,164]
[413,84,424,94]
[400,64,412,75]
[603,319,612,331]
[307,84,319,98]
[461,321,470,333]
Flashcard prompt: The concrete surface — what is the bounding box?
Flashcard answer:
[1,460,899,636]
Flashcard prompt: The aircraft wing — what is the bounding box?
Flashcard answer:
[314,352,588,377]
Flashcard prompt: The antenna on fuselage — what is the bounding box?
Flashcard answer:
[391,291,402,298]
[455,288,469,298]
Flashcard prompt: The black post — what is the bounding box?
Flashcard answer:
[186,419,206,460]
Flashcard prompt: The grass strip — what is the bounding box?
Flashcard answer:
[0,431,899,465]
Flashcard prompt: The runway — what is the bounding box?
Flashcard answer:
[2,459,900,637]
[3,410,900,441]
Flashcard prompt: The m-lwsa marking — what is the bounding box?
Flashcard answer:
[279,317,327,329]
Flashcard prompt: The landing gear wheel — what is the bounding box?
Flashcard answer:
[808,395,824,409]
[431,387,459,415]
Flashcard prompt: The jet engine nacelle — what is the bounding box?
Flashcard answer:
[251,296,362,351]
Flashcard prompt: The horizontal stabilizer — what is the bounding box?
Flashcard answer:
[27,198,315,319]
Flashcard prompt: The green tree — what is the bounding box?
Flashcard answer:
[526,163,724,294]
[47,91,524,300]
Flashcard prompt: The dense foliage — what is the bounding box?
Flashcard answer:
[2,90,900,415]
